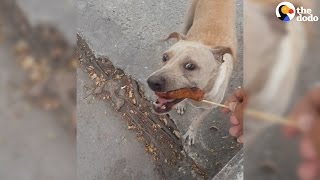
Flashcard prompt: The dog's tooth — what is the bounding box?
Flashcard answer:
[161,105,166,110]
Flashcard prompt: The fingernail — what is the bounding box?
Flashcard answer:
[298,114,314,132]
[237,136,243,143]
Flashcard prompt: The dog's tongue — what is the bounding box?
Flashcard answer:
[157,97,172,104]
[153,97,174,109]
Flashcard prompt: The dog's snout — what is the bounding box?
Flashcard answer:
[147,76,166,92]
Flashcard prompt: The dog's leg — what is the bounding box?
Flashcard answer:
[183,109,212,146]
[175,100,187,115]
[181,0,199,35]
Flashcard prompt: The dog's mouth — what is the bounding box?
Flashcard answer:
[152,87,205,114]
[152,95,184,114]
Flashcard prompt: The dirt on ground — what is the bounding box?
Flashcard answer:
[0,0,76,133]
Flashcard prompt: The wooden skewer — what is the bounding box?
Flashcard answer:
[245,109,300,129]
[202,99,301,130]
[202,100,229,108]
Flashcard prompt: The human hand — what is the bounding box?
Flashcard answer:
[221,88,248,143]
[283,86,320,180]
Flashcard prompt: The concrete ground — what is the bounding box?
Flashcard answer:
[77,69,160,180]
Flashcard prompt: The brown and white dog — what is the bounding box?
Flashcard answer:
[147,0,237,145]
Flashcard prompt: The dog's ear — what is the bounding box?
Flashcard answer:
[211,46,232,64]
[162,32,187,41]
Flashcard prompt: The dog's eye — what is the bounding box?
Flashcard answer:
[185,63,196,70]
[162,54,169,62]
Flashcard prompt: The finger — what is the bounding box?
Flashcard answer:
[220,106,231,114]
[230,114,240,125]
[221,99,234,114]
[297,113,315,133]
[237,135,244,144]
[229,125,242,137]
[221,88,248,115]
[234,88,245,101]
[282,125,298,137]
[298,162,319,180]
[228,102,237,113]
[282,113,314,137]
[234,88,249,105]
[226,89,243,104]
[300,137,318,160]
[221,95,238,114]
[285,96,315,137]
[306,86,320,108]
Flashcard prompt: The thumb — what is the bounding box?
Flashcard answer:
[229,102,238,113]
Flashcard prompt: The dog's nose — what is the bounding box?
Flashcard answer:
[147,76,166,92]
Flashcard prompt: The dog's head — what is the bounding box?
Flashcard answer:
[147,32,231,113]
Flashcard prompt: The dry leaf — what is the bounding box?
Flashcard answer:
[128,90,133,98]
[127,125,136,130]
[20,55,35,70]
[173,130,181,139]
[14,40,29,56]
[132,98,136,104]
[90,73,97,80]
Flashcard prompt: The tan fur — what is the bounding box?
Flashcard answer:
[182,0,199,35]
[186,0,237,57]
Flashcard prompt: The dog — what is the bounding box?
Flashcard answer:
[147,0,237,145]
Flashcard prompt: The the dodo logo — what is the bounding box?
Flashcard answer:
[276,2,296,22]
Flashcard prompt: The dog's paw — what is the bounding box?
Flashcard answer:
[182,128,196,146]
[175,101,187,115]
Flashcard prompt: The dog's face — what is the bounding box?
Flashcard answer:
[147,36,230,113]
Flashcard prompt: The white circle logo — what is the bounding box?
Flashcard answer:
[276,2,296,22]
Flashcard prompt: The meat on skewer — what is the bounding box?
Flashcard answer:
[155,87,205,101]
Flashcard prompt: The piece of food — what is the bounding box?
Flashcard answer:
[152,87,205,114]
[155,87,205,101]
